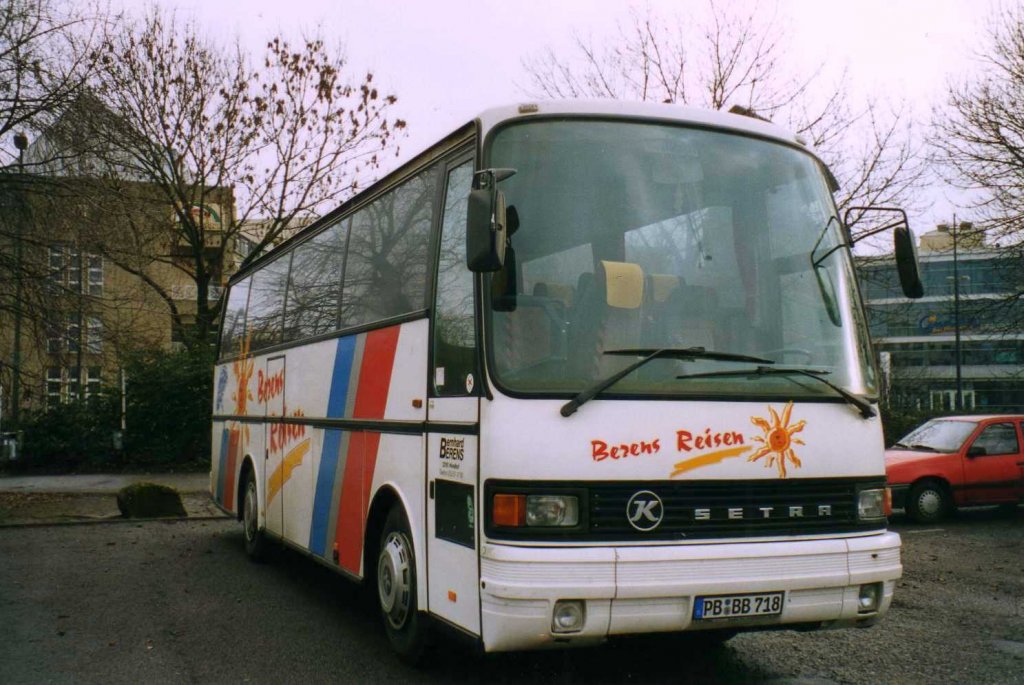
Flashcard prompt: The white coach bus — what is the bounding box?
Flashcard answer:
[211,101,924,659]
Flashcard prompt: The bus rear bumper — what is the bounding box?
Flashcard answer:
[478,532,901,652]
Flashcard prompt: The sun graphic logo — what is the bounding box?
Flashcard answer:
[748,401,806,478]
[232,333,255,415]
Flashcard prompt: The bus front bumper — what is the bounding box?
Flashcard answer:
[478,532,901,652]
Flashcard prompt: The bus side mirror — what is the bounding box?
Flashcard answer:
[893,225,924,299]
[844,206,924,299]
[467,168,516,272]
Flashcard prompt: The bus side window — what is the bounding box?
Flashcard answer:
[433,160,476,395]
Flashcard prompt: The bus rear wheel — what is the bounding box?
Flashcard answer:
[377,506,426,663]
[242,469,267,561]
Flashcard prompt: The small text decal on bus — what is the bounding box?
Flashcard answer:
[440,437,465,461]
[440,436,467,480]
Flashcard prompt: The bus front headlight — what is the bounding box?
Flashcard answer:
[492,493,579,527]
[857,488,886,520]
[526,495,579,527]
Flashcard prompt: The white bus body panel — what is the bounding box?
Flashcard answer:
[212,319,429,601]
[475,391,900,652]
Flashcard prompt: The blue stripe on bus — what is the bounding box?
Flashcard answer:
[216,426,229,502]
[310,336,357,556]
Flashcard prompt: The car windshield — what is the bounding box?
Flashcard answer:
[483,118,876,400]
[895,419,978,452]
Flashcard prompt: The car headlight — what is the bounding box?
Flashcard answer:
[492,493,579,527]
[858,488,886,520]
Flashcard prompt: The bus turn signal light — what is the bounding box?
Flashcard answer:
[493,494,526,527]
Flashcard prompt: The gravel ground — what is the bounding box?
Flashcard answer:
[0,505,1021,684]
[727,506,1024,684]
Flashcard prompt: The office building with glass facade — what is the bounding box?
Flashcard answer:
[857,223,1024,413]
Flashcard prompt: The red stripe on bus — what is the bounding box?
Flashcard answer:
[336,326,401,573]
[224,426,241,512]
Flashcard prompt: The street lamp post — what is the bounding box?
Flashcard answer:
[11,131,28,426]
[950,217,964,412]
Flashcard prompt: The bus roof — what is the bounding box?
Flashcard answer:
[475,100,806,149]
[228,100,819,286]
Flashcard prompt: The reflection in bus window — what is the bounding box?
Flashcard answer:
[219,275,251,357]
[247,256,290,350]
[433,161,476,395]
[342,166,438,328]
[284,219,348,341]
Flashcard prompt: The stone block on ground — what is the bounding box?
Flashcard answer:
[116,482,187,518]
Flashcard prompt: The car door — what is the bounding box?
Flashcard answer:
[960,421,1022,504]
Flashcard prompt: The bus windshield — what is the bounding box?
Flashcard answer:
[485,119,876,400]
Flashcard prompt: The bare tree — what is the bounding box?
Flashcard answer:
[521,2,925,235]
[934,6,1024,241]
[932,5,1024,328]
[57,9,406,348]
[0,0,108,165]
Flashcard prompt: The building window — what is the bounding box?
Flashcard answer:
[87,317,103,353]
[88,255,103,296]
[67,313,80,353]
[47,321,62,353]
[44,367,101,405]
[86,368,102,398]
[48,244,103,296]
[46,368,62,408]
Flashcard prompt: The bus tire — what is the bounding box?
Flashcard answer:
[676,629,737,650]
[907,480,949,524]
[377,506,426,663]
[242,468,267,561]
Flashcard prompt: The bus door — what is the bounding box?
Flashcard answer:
[263,355,286,538]
[426,157,481,634]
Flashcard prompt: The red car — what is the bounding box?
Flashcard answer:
[886,415,1024,523]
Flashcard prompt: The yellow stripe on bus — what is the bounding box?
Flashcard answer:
[267,438,311,504]
[670,445,753,478]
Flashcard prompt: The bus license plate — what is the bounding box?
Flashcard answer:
[694,592,784,620]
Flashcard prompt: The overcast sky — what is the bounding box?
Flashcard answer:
[159,0,995,233]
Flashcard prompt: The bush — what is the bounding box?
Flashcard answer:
[122,347,214,467]
[15,395,120,472]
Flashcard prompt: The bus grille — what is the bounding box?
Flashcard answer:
[587,478,878,541]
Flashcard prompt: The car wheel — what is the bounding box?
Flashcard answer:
[377,506,426,663]
[242,469,267,561]
[907,481,949,523]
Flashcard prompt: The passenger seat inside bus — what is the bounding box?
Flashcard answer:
[491,284,569,376]
[568,260,645,379]
[658,283,721,350]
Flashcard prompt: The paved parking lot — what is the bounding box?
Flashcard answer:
[0,507,1022,684]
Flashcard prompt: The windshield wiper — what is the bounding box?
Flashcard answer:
[559,347,774,418]
[674,365,876,419]
[907,443,940,452]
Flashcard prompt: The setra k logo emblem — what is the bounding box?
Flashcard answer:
[626,490,664,531]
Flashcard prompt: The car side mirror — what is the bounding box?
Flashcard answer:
[967,445,986,458]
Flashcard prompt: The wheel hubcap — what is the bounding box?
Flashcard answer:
[917,489,942,516]
[378,531,412,629]
[244,481,257,542]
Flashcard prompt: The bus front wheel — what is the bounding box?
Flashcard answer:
[377,506,426,662]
